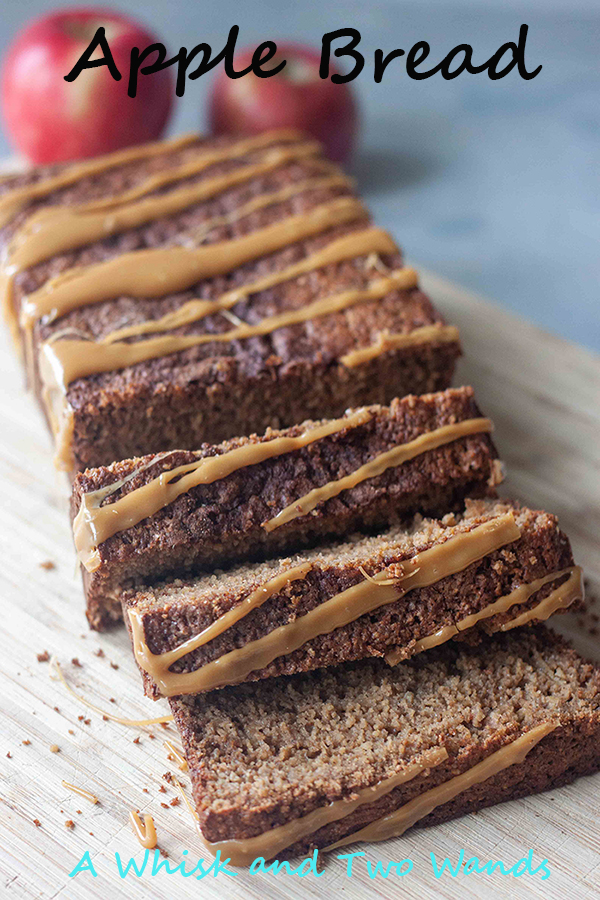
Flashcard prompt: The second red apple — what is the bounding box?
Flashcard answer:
[209,42,358,164]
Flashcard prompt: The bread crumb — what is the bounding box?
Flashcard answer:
[160,802,169,809]
[22,739,31,746]
[50,744,60,753]
[6,752,11,759]
[110,662,119,670]
[133,737,140,745]
[65,820,75,829]
[71,658,82,668]
[33,819,41,827]
[37,651,50,663]
[95,648,105,658]
[40,561,55,570]
[68,729,75,735]
[169,797,180,807]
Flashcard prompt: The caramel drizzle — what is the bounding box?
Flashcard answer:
[74,408,373,572]
[61,781,99,804]
[500,566,583,630]
[21,196,366,327]
[340,325,460,367]
[73,414,487,572]
[129,513,521,697]
[129,811,157,849]
[173,775,198,821]
[40,268,418,388]
[131,563,312,683]
[68,131,309,211]
[32,195,369,456]
[88,135,307,212]
[5,139,325,275]
[162,564,310,665]
[100,226,397,343]
[40,224,409,471]
[42,383,75,472]
[200,723,555,865]
[384,565,583,663]
[0,132,199,228]
[263,417,492,533]
[164,740,189,771]
[0,130,319,346]
[0,133,184,343]
[74,449,179,509]
[174,169,350,250]
[50,657,173,726]
[326,722,557,852]
[201,747,449,867]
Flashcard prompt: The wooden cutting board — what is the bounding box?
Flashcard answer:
[1,267,599,900]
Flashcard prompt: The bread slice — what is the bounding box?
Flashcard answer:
[72,387,500,629]
[124,498,581,698]
[1,130,461,473]
[170,627,600,865]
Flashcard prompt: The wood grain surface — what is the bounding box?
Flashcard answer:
[1,267,599,900]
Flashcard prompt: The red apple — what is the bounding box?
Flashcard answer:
[1,7,173,164]
[209,42,358,163]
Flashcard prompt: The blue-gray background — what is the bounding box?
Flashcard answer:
[0,0,598,350]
